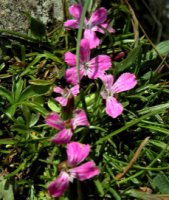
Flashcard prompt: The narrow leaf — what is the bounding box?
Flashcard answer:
[117,46,142,72]
[152,172,169,194]
[0,86,12,103]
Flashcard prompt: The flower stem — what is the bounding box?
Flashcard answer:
[76,0,91,83]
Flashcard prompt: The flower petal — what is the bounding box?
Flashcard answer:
[67,142,90,166]
[105,97,123,118]
[71,109,90,130]
[100,74,114,91]
[88,7,107,27]
[65,67,84,85]
[91,23,115,34]
[84,29,100,49]
[88,55,111,79]
[70,85,80,97]
[53,86,64,95]
[48,171,70,198]
[55,96,68,107]
[45,113,64,130]
[91,25,105,34]
[51,129,73,144]
[80,38,90,63]
[69,3,83,19]
[70,161,100,181]
[100,23,116,33]
[64,52,76,67]
[112,73,137,93]
[64,19,79,29]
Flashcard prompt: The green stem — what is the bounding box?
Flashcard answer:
[77,180,83,200]
[76,0,90,83]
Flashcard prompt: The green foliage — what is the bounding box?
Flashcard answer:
[0,0,169,199]
[25,13,47,41]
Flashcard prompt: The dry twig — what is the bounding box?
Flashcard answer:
[115,137,150,181]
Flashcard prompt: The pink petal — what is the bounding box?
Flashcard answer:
[112,73,137,93]
[100,74,114,91]
[64,19,79,29]
[45,113,64,130]
[100,90,107,99]
[53,86,64,95]
[70,85,80,97]
[88,7,107,27]
[100,23,116,33]
[84,29,100,49]
[71,109,90,130]
[64,52,76,67]
[51,129,73,144]
[65,67,84,85]
[88,55,112,79]
[55,96,68,107]
[105,97,123,118]
[91,23,115,34]
[69,4,83,19]
[48,171,70,198]
[67,142,90,167]
[80,38,90,63]
[70,161,100,181]
[91,25,105,34]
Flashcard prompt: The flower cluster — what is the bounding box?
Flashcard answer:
[48,142,100,198]
[46,109,89,144]
[46,3,137,198]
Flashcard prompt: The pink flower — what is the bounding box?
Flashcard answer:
[48,142,100,198]
[64,4,115,49]
[48,171,70,198]
[101,73,137,118]
[65,38,111,85]
[45,109,90,144]
[53,85,80,106]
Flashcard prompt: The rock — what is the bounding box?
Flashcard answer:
[0,0,76,33]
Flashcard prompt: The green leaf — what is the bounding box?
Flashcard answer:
[5,104,17,118]
[97,102,169,144]
[19,85,50,102]
[109,188,121,200]
[149,140,169,150]
[0,74,12,79]
[21,105,31,126]
[0,139,16,145]
[0,63,5,71]
[138,102,169,115]
[47,99,60,112]
[20,54,43,76]
[0,86,12,103]
[126,189,169,200]
[146,40,169,59]
[13,78,24,103]
[28,79,54,86]
[139,124,169,136]
[151,172,169,194]
[117,46,142,72]
[11,124,28,133]
[0,177,14,200]
[44,51,63,64]
[26,13,46,40]
[22,101,48,116]
[29,113,40,127]
[94,179,104,196]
